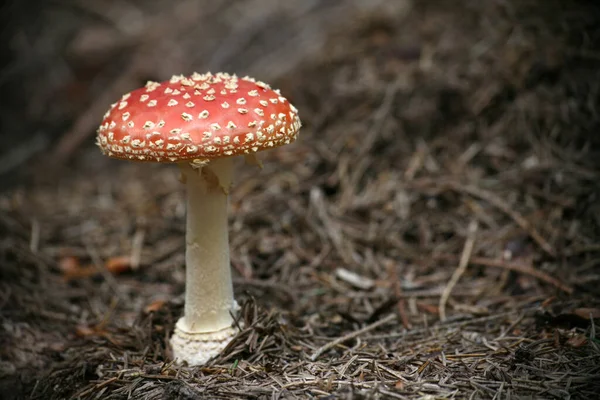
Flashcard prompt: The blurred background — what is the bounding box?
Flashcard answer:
[1,0,599,185]
[2,0,598,186]
[0,0,408,187]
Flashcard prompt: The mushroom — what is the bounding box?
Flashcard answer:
[96,72,301,365]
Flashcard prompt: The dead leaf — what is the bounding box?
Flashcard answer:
[417,302,439,315]
[573,308,600,320]
[144,300,166,314]
[540,297,556,308]
[58,256,80,273]
[105,256,132,274]
[566,334,588,348]
[61,262,97,281]
[75,325,97,337]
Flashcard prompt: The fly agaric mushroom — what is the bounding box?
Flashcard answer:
[96,72,301,365]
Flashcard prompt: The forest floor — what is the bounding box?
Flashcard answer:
[1,0,600,399]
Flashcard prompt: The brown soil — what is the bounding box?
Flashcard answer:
[1,0,599,399]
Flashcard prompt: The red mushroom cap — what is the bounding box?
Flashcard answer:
[96,72,301,162]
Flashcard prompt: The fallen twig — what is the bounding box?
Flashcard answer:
[439,220,479,321]
[432,254,573,294]
[386,260,412,329]
[310,314,396,361]
[451,183,556,258]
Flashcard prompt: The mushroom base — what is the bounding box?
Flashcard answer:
[171,318,239,366]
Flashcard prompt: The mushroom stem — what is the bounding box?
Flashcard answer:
[170,158,239,365]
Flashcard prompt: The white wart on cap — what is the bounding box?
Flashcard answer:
[96,72,302,162]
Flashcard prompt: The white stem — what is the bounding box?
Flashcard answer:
[179,158,236,333]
